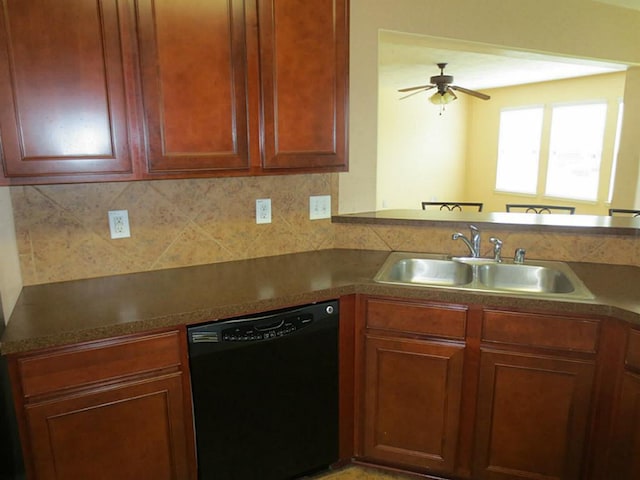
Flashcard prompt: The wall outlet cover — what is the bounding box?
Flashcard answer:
[108,210,131,239]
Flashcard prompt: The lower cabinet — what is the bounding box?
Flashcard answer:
[358,296,467,477]
[473,309,599,480]
[607,328,640,479]
[473,349,595,480]
[356,296,602,480]
[363,335,464,473]
[8,328,196,480]
[608,371,640,479]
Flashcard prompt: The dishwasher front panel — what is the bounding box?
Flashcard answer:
[187,300,339,480]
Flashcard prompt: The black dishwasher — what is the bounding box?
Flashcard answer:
[187,300,339,480]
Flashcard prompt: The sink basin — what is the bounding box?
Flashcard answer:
[374,252,594,299]
[476,262,575,294]
[374,254,473,287]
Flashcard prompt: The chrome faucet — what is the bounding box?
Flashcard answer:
[489,237,503,262]
[452,224,481,257]
[514,248,526,264]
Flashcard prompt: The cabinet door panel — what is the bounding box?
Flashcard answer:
[363,335,464,473]
[0,0,133,178]
[25,373,192,480]
[136,0,250,173]
[259,0,348,170]
[608,371,640,479]
[474,350,595,480]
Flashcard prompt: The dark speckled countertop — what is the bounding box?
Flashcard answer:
[2,249,640,355]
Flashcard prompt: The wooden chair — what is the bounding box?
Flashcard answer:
[506,204,575,214]
[608,208,640,217]
[421,201,483,212]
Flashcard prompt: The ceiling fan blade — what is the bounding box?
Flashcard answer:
[398,84,433,93]
[450,85,490,100]
[399,87,434,100]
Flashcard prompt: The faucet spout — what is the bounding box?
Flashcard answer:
[470,225,480,256]
[452,225,481,257]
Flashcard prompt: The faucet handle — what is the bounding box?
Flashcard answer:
[489,237,503,262]
[514,248,526,264]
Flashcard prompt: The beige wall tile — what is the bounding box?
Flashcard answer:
[11,175,338,285]
[9,175,640,286]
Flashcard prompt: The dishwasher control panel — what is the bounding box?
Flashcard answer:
[220,313,312,342]
[188,300,338,346]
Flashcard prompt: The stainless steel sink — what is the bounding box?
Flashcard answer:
[373,254,473,287]
[476,262,576,294]
[374,252,594,299]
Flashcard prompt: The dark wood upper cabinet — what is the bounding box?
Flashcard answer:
[136,0,251,174]
[258,0,348,171]
[0,0,136,182]
[0,0,348,184]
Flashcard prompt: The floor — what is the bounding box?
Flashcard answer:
[309,465,416,479]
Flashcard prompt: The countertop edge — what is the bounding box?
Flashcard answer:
[1,249,638,355]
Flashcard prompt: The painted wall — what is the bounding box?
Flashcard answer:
[0,188,21,321]
[466,72,626,214]
[342,0,640,214]
[615,66,640,209]
[377,84,468,210]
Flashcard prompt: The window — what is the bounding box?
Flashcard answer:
[495,101,616,204]
[495,107,544,194]
[545,102,607,201]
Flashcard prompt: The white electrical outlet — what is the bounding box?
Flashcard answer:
[256,198,272,224]
[108,210,131,239]
[309,195,331,220]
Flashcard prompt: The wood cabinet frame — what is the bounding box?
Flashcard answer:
[353,296,617,480]
[7,327,197,480]
[0,0,349,185]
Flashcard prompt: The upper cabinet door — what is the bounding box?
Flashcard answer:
[258,0,348,171]
[0,0,135,181]
[136,0,251,174]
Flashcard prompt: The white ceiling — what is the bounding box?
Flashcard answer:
[593,0,640,10]
[379,31,629,92]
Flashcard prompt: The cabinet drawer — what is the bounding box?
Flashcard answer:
[17,330,182,400]
[625,329,640,370]
[366,297,466,340]
[482,310,599,353]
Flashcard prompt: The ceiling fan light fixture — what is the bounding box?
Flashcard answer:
[429,90,457,105]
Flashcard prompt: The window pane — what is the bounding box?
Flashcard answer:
[545,103,607,201]
[495,107,544,194]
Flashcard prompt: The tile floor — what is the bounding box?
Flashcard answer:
[309,465,415,479]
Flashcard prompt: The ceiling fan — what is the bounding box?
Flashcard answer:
[398,63,491,104]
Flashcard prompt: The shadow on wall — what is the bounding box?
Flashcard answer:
[0,297,25,480]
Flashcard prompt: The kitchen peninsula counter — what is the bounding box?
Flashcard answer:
[333,209,640,235]
[2,249,640,354]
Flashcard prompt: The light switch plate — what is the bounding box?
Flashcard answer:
[108,210,131,239]
[309,195,331,220]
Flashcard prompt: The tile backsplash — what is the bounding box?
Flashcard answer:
[10,174,640,286]
[12,174,337,285]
